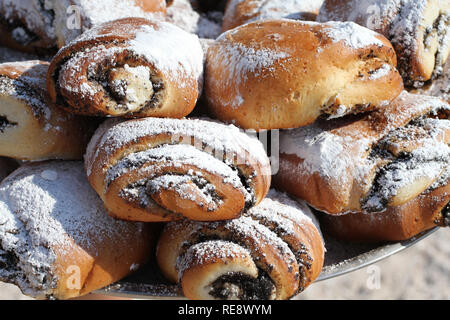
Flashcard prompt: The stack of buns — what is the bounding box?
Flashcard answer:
[0,0,448,300]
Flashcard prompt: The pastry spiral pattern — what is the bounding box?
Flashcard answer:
[222,0,324,31]
[205,19,404,130]
[274,91,450,215]
[0,60,94,161]
[318,0,450,87]
[85,117,271,222]
[47,17,204,118]
[0,161,154,300]
[156,190,325,300]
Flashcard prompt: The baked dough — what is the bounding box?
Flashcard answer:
[205,19,403,130]
[273,91,449,215]
[47,17,204,118]
[0,60,94,161]
[0,161,154,300]
[157,190,324,300]
[222,0,325,31]
[85,117,271,222]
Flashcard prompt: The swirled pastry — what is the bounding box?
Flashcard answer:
[222,0,325,31]
[320,173,449,242]
[157,190,325,300]
[411,57,449,103]
[205,19,404,130]
[0,60,94,161]
[318,0,450,87]
[0,157,18,182]
[85,117,271,222]
[47,17,204,118]
[0,0,167,53]
[0,161,154,300]
[273,91,450,215]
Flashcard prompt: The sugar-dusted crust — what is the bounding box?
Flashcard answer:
[0,161,154,300]
[205,19,403,130]
[0,60,95,160]
[85,117,271,222]
[274,91,449,215]
[156,190,325,300]
[47,17,204,118]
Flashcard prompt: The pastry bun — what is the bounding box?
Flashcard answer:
[47,17,204,118]
[274,91,449,215]
[319,179,449,242]
[205,19,403,130]
[0,161,154,300]
[85,117,271,222]
[0,60,94,161]
[157,190,324,300]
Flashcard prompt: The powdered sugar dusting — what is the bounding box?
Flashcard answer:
[0,161,146,298]
[280,123,370,185]
[176,240,252,276]
[166,0,222,39]
[225,0,324,26]
[211,29,291,109]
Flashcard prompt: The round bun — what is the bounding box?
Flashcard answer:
[205,19,403,130]
[0,161,154,300]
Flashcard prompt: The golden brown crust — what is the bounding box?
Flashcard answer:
[85,117,271,222]
[156,190,325,300]
[410,57,449,103]
[47,17,203,118]
[0,0,57,54]
[205,19,403,130]
[0,161,155,300]
[0,60,95,161]
[319,183,449,242]
[318,0,450,86]
[273,91,449,215]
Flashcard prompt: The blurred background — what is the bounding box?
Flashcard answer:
[1,228,448,300]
